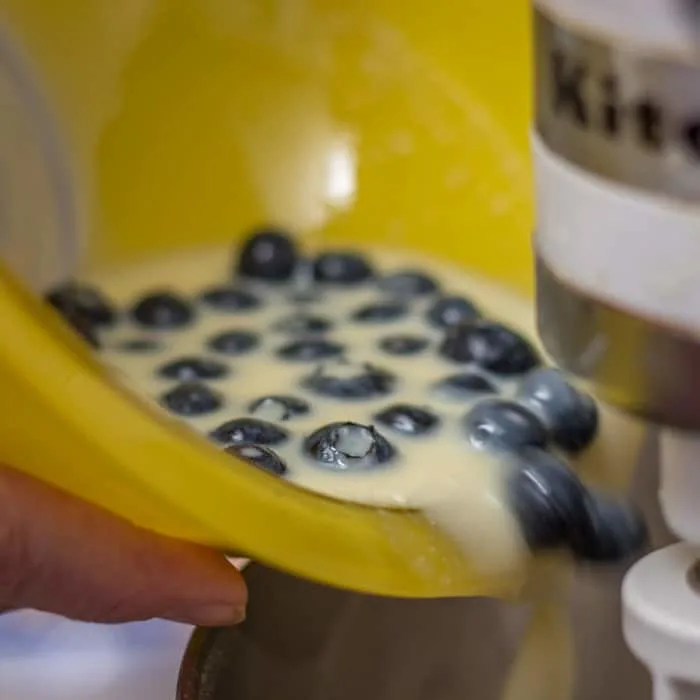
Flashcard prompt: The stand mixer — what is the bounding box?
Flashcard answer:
[533,0,700,697]
[0,0,695,698]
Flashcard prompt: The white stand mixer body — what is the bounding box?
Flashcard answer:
[533,2,700,698]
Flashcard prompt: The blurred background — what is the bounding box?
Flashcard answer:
[0,612,191,700]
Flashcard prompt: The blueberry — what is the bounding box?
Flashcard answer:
[131,291,194,329]
[508,447,591,550]
[210,418,289,446]
[352,302,408,323]
[507,447,648,562]
[248,395,311,421]
[379,270,439,297]
[160,382,223,416]
[236,227,298,282]
[435,372,498,398]
[46,282,116,327]
[374,404,440,436]
[312,252,374,285]
[115,338,163,353]
[379,334,430,356]
[439,321,541,375]
[224,444,287,476]
[427,295,480,329]
[290,291,322,305]
[517,368,599,454]
[303,361,396,399]
[570,493,648,563]
[61,310,101,348]
[277,339,344,362]
[304,422,396,471]
[464,399,548,452]
[273,314,332,334]
[200,286,261,312]
[208,330,260,356]
[158,356,230,381]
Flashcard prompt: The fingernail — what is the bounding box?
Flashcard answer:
[183,602,247,627]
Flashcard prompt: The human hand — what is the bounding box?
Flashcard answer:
[0,466,247,625]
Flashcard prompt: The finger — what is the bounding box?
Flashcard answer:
[0,466,247,625]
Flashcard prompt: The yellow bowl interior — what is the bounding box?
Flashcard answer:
[0,0,534,598]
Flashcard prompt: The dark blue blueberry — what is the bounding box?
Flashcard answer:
[304,422,396,471]
[131,291,194,329]
[303,362,396,400]
[464,399,547,452]
[439,321,541,375]
[46,282,116,327]
[224,444,287,476]
[273,314,332,334]
[290,291,322,305]
[570,493,648,563]
[160,382,223,416]
[277,339,344,362]
[209,418,289,446]
[427,295,480,329]
[208,330,260,356]
[200,286,261,312]
[312,251,374,285]
[115,338,163,353]
[517,368,599,454]
[352,302,408,323]
[507,447,647,562]
[508,447,591,551]
[60,310,101,348]
[248,395,311,421]
[435,372,498,398]
[236,227,298,282]
[379,334,430,356]
[374,404,439,436]
[379,270,439,297]
[158,356,230,381]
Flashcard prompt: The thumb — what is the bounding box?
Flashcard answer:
[0,466,247,625]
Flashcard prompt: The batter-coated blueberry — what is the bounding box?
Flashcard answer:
[277,339,345,362]
[427,295,480,329]
[208,330,260,356]
[158,356,230,381]
[160,382,223,416]
[248,395,311,421]
[517,368,599,454]
[379,270,439,297]
[439,321,541,375]
[46,282,116,328]
[435,372,498,398]
[224,444,288,476]
[374,404,440,436]
[464,399,548,452]
[352,302,408,323]
[131,291,194,329]
[200,286,262,312]
[379,334,430,356]
[303,361,396,400]
[236,228,298,282]
[304,422,396,471]
[312,252,374,285]
[273,314,332,334]
[210,418,289,446]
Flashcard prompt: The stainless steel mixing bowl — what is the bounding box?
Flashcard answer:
[178,436,668,700]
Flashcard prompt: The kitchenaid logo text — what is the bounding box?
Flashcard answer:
[546,47,700,160]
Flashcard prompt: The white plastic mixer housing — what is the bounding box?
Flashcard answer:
[533,1,700,698]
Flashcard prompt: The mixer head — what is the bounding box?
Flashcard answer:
[532,3,700,432]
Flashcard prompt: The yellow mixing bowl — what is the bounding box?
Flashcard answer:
[0,0,533,599]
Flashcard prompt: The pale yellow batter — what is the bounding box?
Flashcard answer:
[81,244,645,700]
